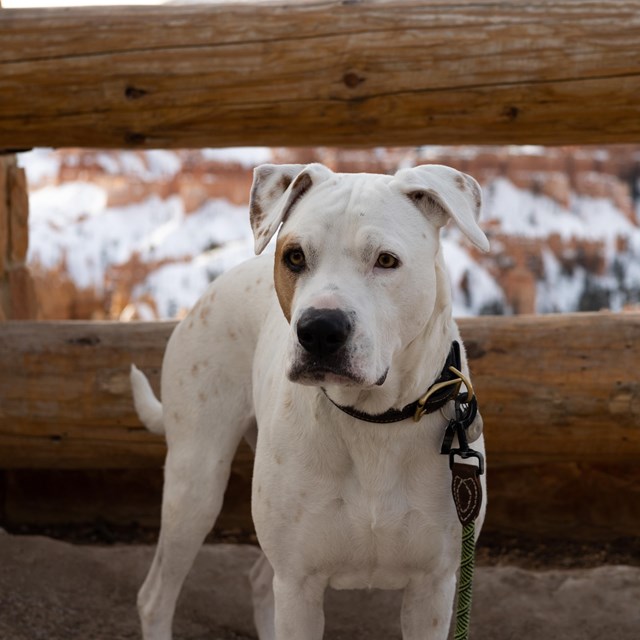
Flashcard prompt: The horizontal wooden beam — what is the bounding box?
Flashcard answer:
[1,313,639,469]
[5,463,638,540]
[1,1,640,148]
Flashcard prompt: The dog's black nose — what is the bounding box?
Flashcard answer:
[297,309,352,356]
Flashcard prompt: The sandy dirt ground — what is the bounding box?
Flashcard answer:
[1,531,638,640]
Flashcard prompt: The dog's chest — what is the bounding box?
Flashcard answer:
[254,421,459,590]
[328,441,455,588]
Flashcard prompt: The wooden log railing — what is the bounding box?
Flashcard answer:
[1,1,640,149]
[1,313,639,470]
[2,313,639,539]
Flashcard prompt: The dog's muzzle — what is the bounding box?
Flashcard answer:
[289,308,366,385]
[296,308,352,356]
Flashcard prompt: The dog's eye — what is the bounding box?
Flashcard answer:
[284,248,306,272]
[375,253,399,269]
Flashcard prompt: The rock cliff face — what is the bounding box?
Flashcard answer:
[20,146,640,320]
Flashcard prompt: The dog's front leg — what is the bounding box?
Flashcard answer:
[272,573,327,640]
[401,572,456,640]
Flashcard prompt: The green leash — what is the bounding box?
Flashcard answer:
[444,393,484,640]
[454,521,476,640]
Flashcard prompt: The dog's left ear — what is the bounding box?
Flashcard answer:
[249,163,332,254]
[394,164,490,252]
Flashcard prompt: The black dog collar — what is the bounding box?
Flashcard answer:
[322,341,466,424]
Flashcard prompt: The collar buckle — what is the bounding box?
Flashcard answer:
[413,365,475,423]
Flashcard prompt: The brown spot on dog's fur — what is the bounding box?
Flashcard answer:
[198,391,206,403]
[455,174,466,191]
[249,198,264,229]
[228,329,237,340]
[273,233,299,323]
[199,305,210,323]
[266,174,293,201]
[280,175,293,191]
[191,363,199,376]
[470,180,482,210]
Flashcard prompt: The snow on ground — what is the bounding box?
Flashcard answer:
[133,240,256,318]
[200,147,273,168]
[19,148,63,186]
[484,178,636,246]
[441,237,506,317]
[136,198,249,262]
[18,148,640,318]
[95,150,183,180]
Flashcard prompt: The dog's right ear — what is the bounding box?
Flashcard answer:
[394,164,490,253]
[249,163,331,254]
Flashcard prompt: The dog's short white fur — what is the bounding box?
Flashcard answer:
[131,163,488,640]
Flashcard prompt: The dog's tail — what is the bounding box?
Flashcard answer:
[130,364,165,436]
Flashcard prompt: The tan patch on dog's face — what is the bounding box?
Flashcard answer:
[274,233,301,323]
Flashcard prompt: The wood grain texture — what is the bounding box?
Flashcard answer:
[1,312,639,469]
[0,321,174,468]
[3,462,639,539]
[1,1,640,148]
[457,313,640,467]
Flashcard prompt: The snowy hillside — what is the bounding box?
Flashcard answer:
[18,147,640,319]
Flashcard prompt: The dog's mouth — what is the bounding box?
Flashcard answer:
[288,358,388,389]
[288,358,365,387]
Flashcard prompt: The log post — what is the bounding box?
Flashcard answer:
[1,314,639,469]
[0,315,638,540]
[2,1,640,148]
[1,0,37,319]
[0,154,38,320]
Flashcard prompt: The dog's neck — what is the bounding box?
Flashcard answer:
[322,257,458,416]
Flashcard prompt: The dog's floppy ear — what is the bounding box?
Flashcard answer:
[249,163,332,254]
[394,164,490,252]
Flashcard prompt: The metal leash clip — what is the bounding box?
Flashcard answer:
[440,390,477,454]
[442,393,485,476]
[449,447,485,476]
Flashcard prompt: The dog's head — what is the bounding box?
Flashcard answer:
[249,163,489,389]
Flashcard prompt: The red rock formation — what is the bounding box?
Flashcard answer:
[24,146,640,319]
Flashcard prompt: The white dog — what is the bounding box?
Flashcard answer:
[131,163,488,640]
